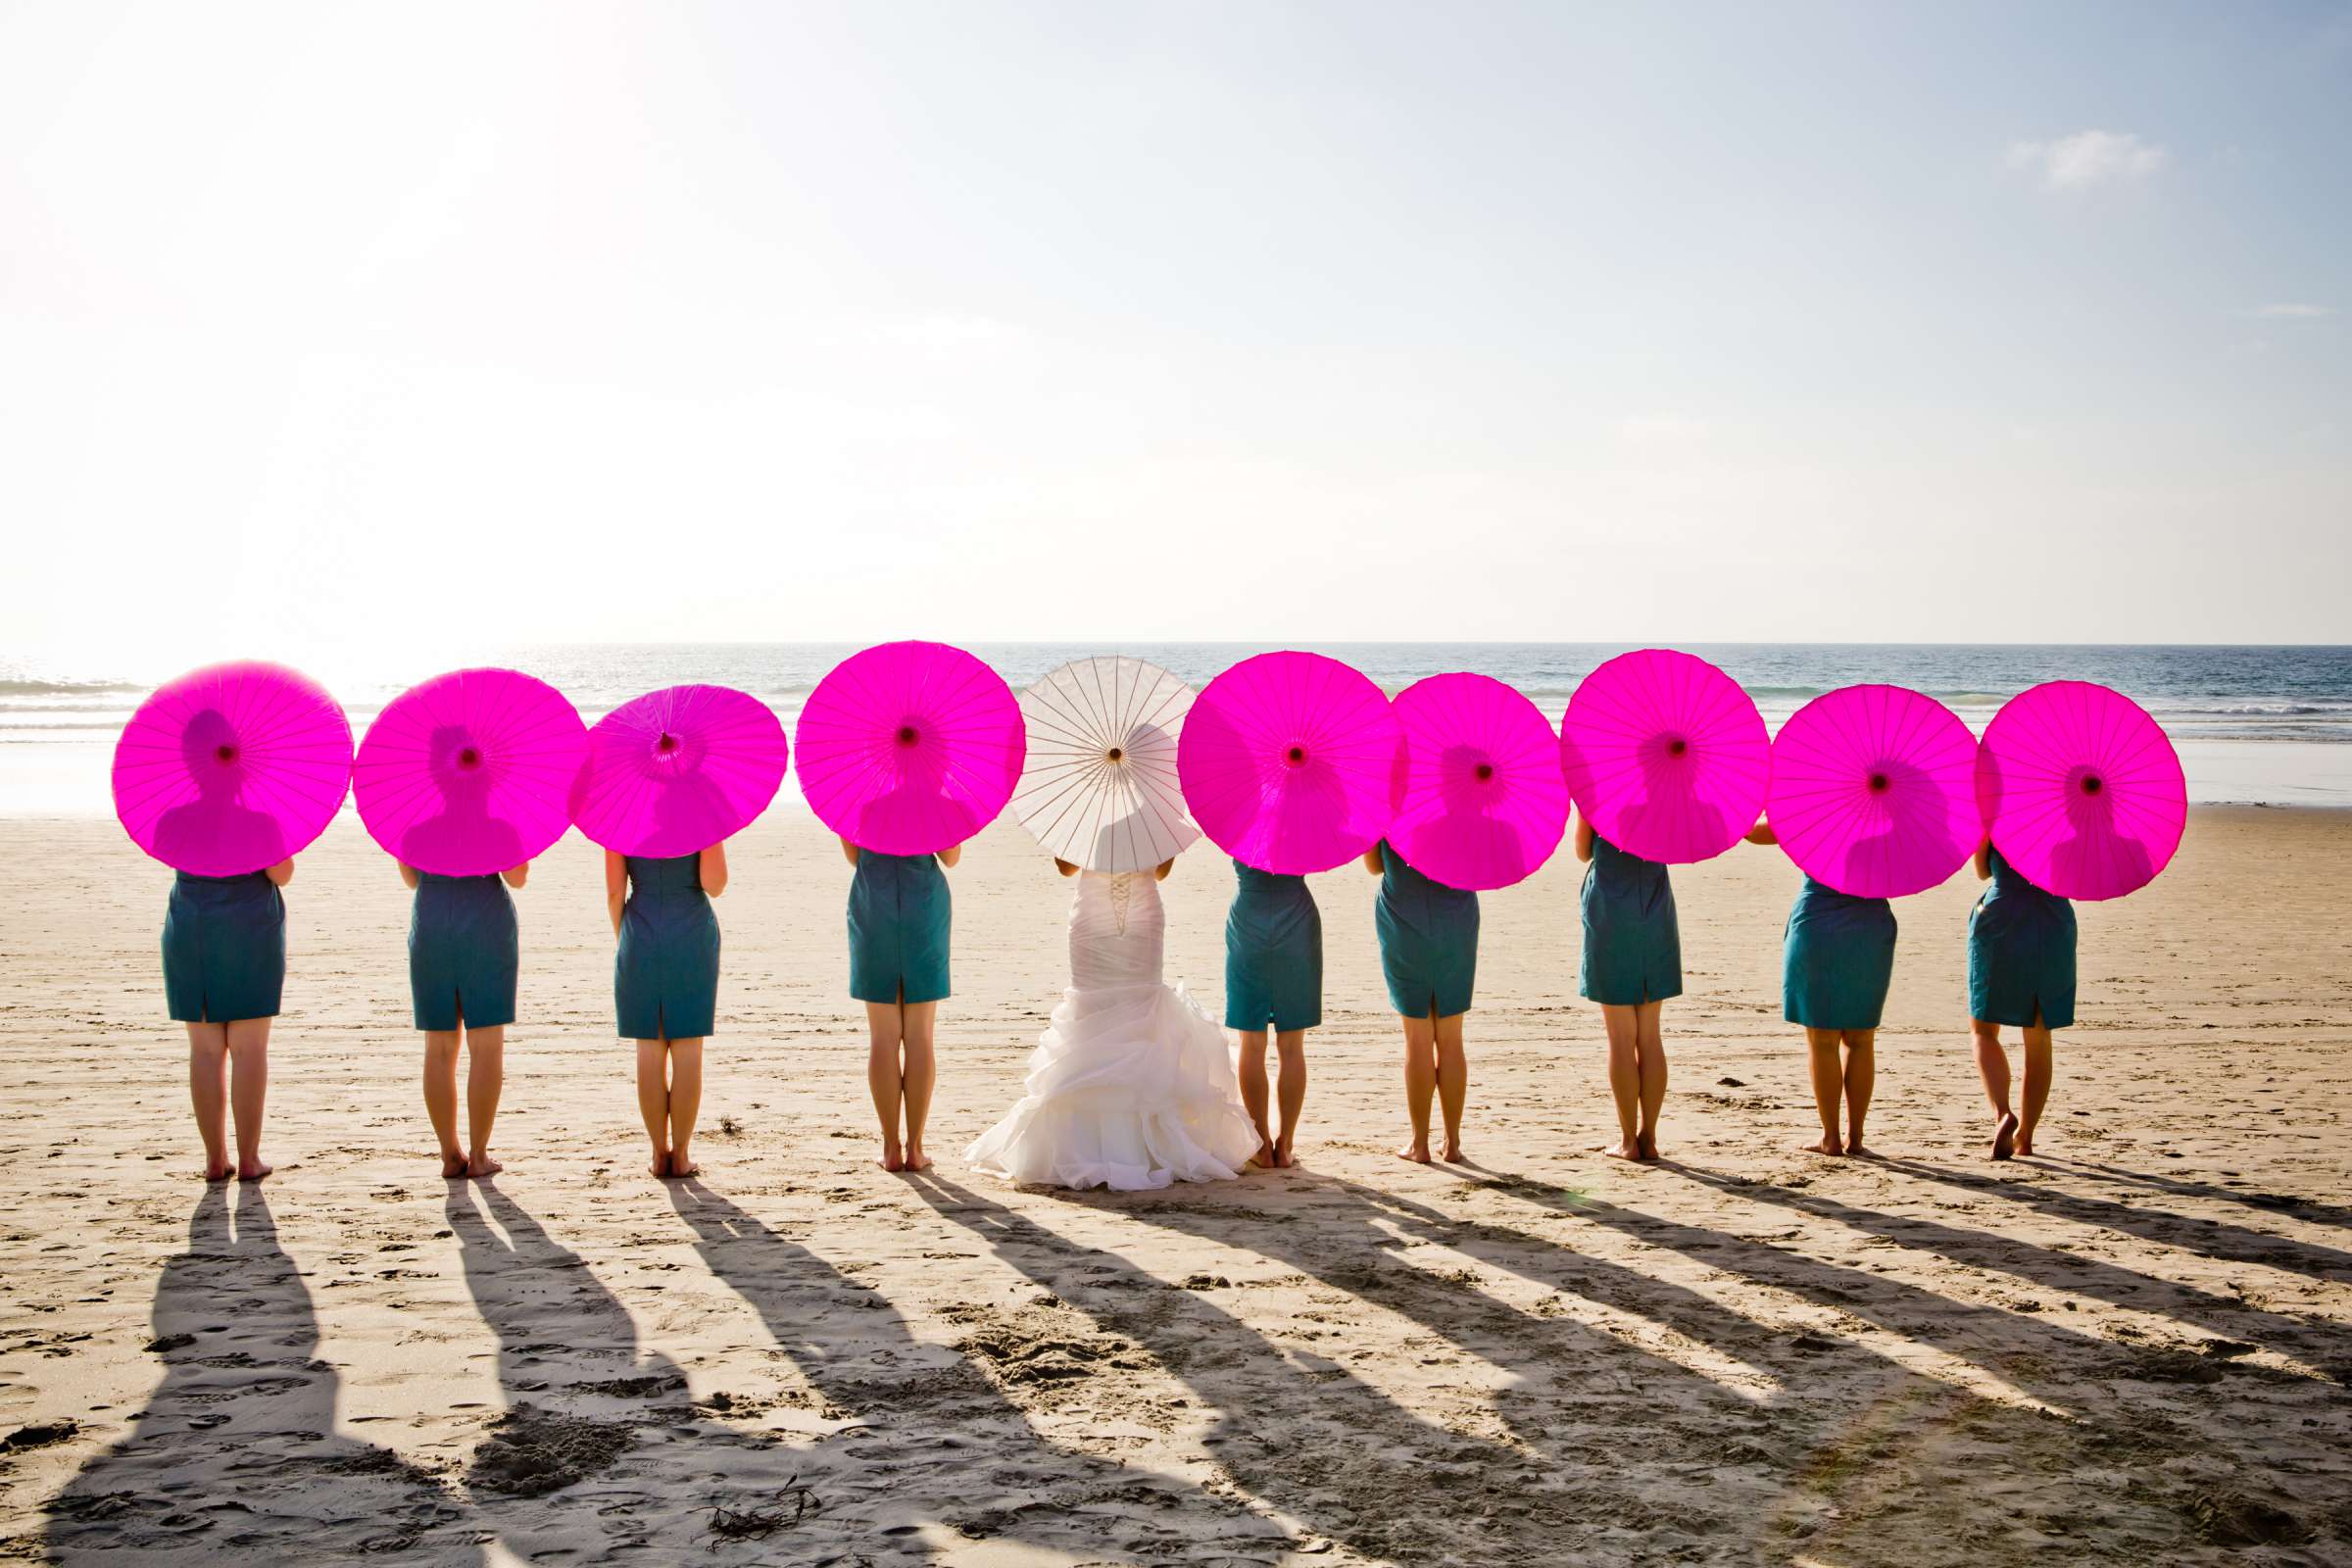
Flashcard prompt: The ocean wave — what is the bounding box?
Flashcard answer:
[0,679,146,698]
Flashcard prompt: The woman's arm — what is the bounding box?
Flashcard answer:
[937,844,961,869]
[605,851,627,936]
[699,842,729,897]
[1154,858,1174,882]
[503,860,530,889]
[1973,837,1993,880]
[1054,858,1080,877]
[1573,812,1595,863]
[1744,819,1778,847]
[839,835,860,867]
[398,860,420,890]
[1360,845,1385,876]
[266,858,294,887]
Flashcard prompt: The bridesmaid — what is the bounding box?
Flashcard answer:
[607,842,727,1179]
[1225,857,1322,1169]
[1747,818,1893,1156]
[401,858,528,1179]
[1574,810,1680,1161]
[165,858,294,1181]
[1968,839,2076,1159]
[845,839,958,1173]
[1362,839,1479,1164]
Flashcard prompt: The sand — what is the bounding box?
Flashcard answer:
[2,806,2349,1566]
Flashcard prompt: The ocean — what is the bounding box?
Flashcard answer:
[5,643,2349,814]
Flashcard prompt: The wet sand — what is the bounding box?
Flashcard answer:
[3,807,2349,1565]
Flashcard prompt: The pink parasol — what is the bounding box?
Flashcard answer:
[1766,685,1980,898]
[1557,649,1768,864]
[794,641,1025,856]
[353,668,587,877]
[112,661,354,875]
[570,684,788,858]
[1385,672,1568,891]
[1977,680,2184,901]
[1178,651,1397,875]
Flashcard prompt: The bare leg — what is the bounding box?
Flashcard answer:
[1273,1030,1307,1166]
[1972,1020,2018,1159]
[1434,1011,1468,1163]
[225,1018,271,1180]
[1396,1012,1437,1163]
[1599,1004,1642,1159]
[466,1025,505,1177]
[900,1002,938,1170]
[1635,1000,1668,1160]
[1237,1031,1275,1166]
[1840,1029,1877,1155]
[187,1023,231,1181]
[635,1039,671,1176]
[666,1039,704,1176]
[1801,1028,1844,1155]
[2018,1023,2054,1155]
[864,1002,906,1171]
[421,1030,466,1176]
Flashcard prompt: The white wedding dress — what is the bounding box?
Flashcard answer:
[966,869,1261,1191]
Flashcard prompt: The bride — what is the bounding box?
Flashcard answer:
[966,855,1261,1191]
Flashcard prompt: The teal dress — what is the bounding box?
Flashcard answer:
[615,855,720,1039]
[1374,840,1479,1018]
[409,872,517,1032]
[162,871,285,1023]
[1969,847,2077,1029]
[1783,876,1896,1031]
[1578,833,1682,1005]
[1225,858,1322,1032]
[848,851,951,1004]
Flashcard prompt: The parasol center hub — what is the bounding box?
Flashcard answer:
[1285,745,1307,766]
[896,725,919,747]
[457,746,481,769]
[1666,737,1689,758]
[1474,762,1494,782]
[1105,746,1124,763]
[657,732,679,755]
[1867,771,1889,794]
[214,744,237,764]
[2082,774,2103,796]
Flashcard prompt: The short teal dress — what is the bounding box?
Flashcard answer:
[1969,847,2077,1029]
[162,871,285,1023]
[1225,858,1322,1032]
[615,854,720,1039]
[1783,876,1896,1031]
[1375,840,1479,1018]
[1579,833,1682,1005]
[409,872,517,1032]
[848,851,951,1004]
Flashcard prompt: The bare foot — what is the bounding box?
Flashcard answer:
[1443,1143,1467,1164]
[1600,1140,1642,1161]
[236,1159,272,1182]
[202,1160,233,1183]
[1844,1141,1874,1158]
[466,1152,503,1179]
[1990,1112,2019,1161]
[670,1154,700,1179]
[1396,1142,1433,1164]
[650,1149,672,1179]
[903,1146,934,1172]
[2013,1133,2035,1157]
[1636,1130,1660,1161]
[1248,1140,1274,1170]
[440,1152,468,1179]
[1273,1138,1296,1169]
[1801,1137,1843,1156]
[878,1147,906,1173]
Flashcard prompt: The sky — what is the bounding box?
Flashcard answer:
[2,0,2346,662]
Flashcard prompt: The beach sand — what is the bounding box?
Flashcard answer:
[3,807,2349,1565]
